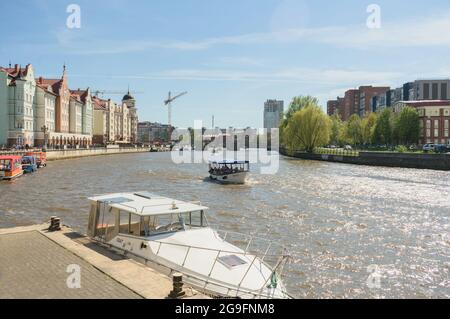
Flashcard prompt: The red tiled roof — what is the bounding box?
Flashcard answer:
[92,96,108,110]
[0,64,30,78]
[36,77,62,94]
[70,89,89,103]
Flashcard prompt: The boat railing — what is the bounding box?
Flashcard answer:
[147,230,291,298]
[94,231,292,299]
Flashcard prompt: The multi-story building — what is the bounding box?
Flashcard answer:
[34,78,57,146]
[122,92,138,143]
[0,64,37,147]
[359,86,390,117]
[70,89,93,136]
[410,80,450,101]
[341,89,360,121]
[138,121,171,144]
[372,87,403,112]
[92,93,138,145]
[327,100,339,116]
[263,99,284,129]
[394,100,450,145]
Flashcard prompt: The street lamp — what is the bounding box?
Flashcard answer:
[41,125,49,151]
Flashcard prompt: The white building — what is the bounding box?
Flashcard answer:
[263,99,284,130]
[34,80,57,146]
[0,64,36,147]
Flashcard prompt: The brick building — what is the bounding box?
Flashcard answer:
[394,100,450,145]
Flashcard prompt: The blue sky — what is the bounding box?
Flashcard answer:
[2,0,450,128]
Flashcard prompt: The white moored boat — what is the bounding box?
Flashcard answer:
[87,192,292,299]
[209,160,249,184]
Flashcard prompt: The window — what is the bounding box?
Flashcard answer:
[442,83,448,100]
[445,120,449,137]
[423,83,430,99]
[432,83,439,100]
[119,211,141,235]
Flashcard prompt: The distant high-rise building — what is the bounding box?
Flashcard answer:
[264,100,284,129]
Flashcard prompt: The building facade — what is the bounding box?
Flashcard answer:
[359,86,390,117]
[34,80,57,146]
[394,100,450,145]
[411,80,450,101]
[0,64,37,147]
[92,93,138,145]
[0,64,93,148]
[263,99,284,129]
[138,121,171,144]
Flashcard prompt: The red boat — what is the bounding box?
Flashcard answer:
[0,156,24,180]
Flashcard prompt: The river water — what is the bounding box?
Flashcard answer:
[0,152,449,298]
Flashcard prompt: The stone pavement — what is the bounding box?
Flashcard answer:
[0,230,141,299]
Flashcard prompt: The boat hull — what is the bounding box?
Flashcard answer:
[101,229,290,299]
[1,170,23,180]
[210,172,247,184]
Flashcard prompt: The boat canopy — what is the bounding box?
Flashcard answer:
[209,159,249,165]
[88,192,209,216]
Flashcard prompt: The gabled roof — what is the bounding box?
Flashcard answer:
[36,77,62,95]
[0,64,31,78]
[92,96,109,110]
[70,89,90,103]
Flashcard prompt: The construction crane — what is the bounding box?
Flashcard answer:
[164,91,187,128]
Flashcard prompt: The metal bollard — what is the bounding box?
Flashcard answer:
[168,272,186,299]
[48,216,61,232]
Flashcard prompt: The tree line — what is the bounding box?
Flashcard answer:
[280,96,421,153]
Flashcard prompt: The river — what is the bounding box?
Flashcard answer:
[0,152,449,298]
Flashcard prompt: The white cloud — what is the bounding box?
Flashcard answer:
[70,67,401,87]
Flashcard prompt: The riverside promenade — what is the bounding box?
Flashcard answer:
[0,223,206,299]
[0,146,152,161]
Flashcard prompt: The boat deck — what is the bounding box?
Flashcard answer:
[0,224,207,299]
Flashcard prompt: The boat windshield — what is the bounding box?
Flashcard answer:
[22,157,33,165]
[140,211,207,236]
[209,162,249,175]
[111,210,207,238]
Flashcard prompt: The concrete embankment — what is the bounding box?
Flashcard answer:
[0,223,207,299]
[0,147,152,161]
[45,147,151,161]
[281,149,450,171]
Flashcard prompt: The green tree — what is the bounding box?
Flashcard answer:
[284,105,331,153]
[372,108,393,145]
[329,114,344,146]
[395,107,420,145]
[285,96,320,120]
[361,112,378,145]
[346,114,363,146]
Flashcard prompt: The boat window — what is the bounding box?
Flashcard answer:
[87,203,97,237]
[103,206,118,242]
[119,211,141,236]
[0,159,11,171]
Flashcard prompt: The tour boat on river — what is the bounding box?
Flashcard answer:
[208,160,249,184]
[0,156,23,180]
[21,155,38,173]
[26,151,47,168]
[87,192,292,299]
